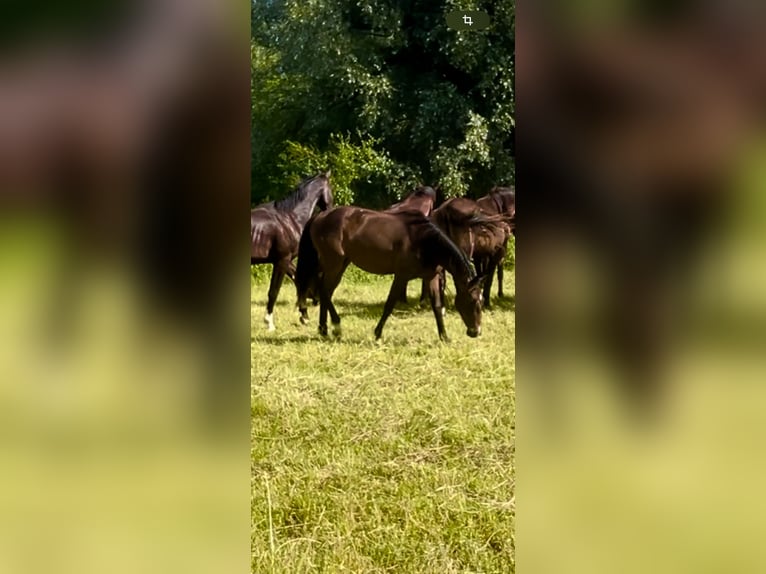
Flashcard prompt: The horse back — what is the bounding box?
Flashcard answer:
[311,207,425,276]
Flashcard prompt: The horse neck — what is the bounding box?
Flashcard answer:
[440,249,474,289]
[290,190,322,227]
[426,222,473,285]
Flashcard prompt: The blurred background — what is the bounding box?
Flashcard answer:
[0,0,249,572]
[516,0,766,572]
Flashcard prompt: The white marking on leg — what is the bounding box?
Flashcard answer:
[264,312,275,331]
[441,307,446,317]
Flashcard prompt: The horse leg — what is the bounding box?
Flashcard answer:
[428,273,449,342]
[264,260,288,331]
[483,260,497,310]
[374,275,408,340]
[317,262,348,338]
[324,265,349,337]
[497,244,507,298]
[317,277,329,337]
[285,260,296,281]
[439,268,447,317]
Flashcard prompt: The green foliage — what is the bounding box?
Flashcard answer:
[275,134,417,206]
[252,0,514,205]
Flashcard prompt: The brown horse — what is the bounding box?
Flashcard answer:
[475,186,516,298]
[295,208,486,341]
[386,186,438,217]
[385,186,438,304]
[251,173,333,330]
[432,197,511,309]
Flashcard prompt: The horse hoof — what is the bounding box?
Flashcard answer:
[318,326,328,337]
[263,313,275,331]
[439,335,451,343]
[299,315,309,326]
[332,325,342,338]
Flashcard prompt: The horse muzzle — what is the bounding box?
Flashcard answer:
[467,326,481,338]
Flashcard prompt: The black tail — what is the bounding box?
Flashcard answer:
[295,215,320,306]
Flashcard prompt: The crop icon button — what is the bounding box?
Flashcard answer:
[446,10,490,31]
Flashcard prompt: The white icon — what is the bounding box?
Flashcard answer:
[462,14,473,26]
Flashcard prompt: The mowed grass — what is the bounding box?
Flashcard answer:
[251,267,515,573]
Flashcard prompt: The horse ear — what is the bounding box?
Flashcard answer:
[325,169,332,178]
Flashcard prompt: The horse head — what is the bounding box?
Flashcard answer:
[454,273,487,338]
[314,171,334,211]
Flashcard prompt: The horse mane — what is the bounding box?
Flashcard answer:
[274,175,324,212]
[397,212,476,279]
[483,188,515,217]
[413,186,437,199]
[436,197,506,233]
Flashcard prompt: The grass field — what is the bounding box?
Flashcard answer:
[251,266,515,573]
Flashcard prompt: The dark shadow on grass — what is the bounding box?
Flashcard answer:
[251,334,314,345]
[484,294,515,313]
[250,299,300,310]
[331,298,432,319]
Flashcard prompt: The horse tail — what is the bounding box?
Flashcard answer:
[295,215,320,309]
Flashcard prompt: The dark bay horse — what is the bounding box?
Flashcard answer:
[476,187,515,227]
[386,186,438,217]
[251,172,333,330]
[295,208,486,341]
[432,197,511,309]
[385,186,438,304]
[475,186,516,298]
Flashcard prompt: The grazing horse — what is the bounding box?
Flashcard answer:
[385,186,438,304]
[475,186,516,298]
[432,197,511,309]
[295,208,486,341]
[251,172,333,330]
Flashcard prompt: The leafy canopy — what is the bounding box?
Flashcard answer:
[252,0,514,205]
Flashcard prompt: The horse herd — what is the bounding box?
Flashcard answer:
[250,172,515,342]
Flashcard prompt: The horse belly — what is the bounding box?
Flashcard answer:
[343,243,400,275]
[251,235,273,260]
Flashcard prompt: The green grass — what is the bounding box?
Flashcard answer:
[251,269,515,573]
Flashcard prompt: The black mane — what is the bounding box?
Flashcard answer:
[434,199,506,234]
[397,212,476,279]
[274,175,323,212]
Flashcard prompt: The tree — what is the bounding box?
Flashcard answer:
[251,0,514,205]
